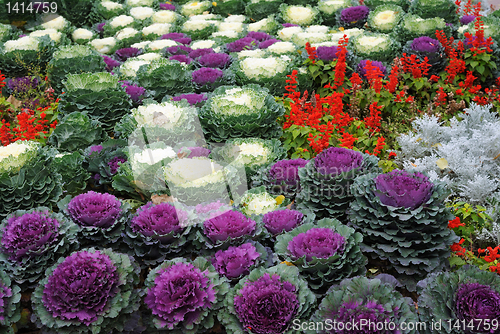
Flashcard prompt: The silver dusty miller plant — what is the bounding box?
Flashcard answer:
[396,103,500,204]
[476,192,500,245]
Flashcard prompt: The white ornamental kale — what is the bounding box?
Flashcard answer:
[397,103,500,204]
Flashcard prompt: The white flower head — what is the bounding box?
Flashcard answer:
[182,20,213,32]
[4,36,39,52]
[115,27,139,40]
[136,52,162,61]
[190,39,216,49]
[142,23,171,36]
[233,142,269,165]
[147,39,178,51]
[109,15,135,28]
[237,49,265,58]
[126,0,154,7]
[212,30,239,39]
[267,41,296,54]
[225,15,246,22]
[373,10,397,26]
[293,32,329,47]
[240,56,288,79]
[133,147,177,165]
[0,141,40,173]
[129,6,154,20]
[30,29,62,43]
[163,157,226,187]
[131,40,151,49]
[132,102,187,128]
[90,37,117,54]
[247,17,270,32]
[355,34,389,53]
[101,1,123,10]
[152,10,178,23]
[72,28,94,41]
[190,13,218,20]
[318,0,349,14]
[241,191,278,215]
[41,15,68,30]
[218,22,244,32]
[120,59,150,77]
[180,1,212,16]
[277,26,303,41]
[285,5,316,26]
[306,25,330,34]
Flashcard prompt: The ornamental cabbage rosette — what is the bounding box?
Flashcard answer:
[318,0,351,26]
[59,191,130,248]
[246,16,280,34]
[275,218,367,293]
[31,248,142,334]
[181,20,218,41]
[233,55,292,96]
[337,6,371,29]
[364,0,410,10]
[46,45,106,94]
[409,0,458,23]
[210,241,272,283]
[48,112,109,153]
[0,23,14,43]
[199,85,284,142]
[279,4,322,26]
[192,67,236,93]
[348,170,459,291]
[123,201,196,268]
[92,0,126,21]
[245,0,282,21]
[394,14,451,43]
[59,72,133,132]
[238,186,281,217]
[0,270,21,334]
[193,209,264,253]
[0,35,54,77]
[137,58,193,100]
[0,145,63,219]
[350,32,401,63]
[251,158,309,199]
[211,137,287,180]
[144,257,229,334]
[180,0,212,16]
[402,36,446,75]
[262,208,315,239]
[163,157,242,206]
[84,139,127,187]
[212,0,246,16]
[218,264,316,334]
[417,265,500,334]
[308,275,419,334]
[295,147,380,220]
[52,151,90,196]
[367,4,405,33]
[0,207,79,288]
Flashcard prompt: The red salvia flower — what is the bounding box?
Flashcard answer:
[305,42,317,63]
[384,62,399,93]
[364,102,382,133]
[364,60,383,93]
[339,132,357,149]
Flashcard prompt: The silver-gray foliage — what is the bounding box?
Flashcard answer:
[396,103,500,204]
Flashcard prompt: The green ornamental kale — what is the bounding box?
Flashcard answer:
[0,270,21,334]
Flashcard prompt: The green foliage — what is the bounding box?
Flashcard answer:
[0,270,21,333]
[245,1,282,21]
[48,112,109,152]
[408,0,458,23]
[52,151,90,195]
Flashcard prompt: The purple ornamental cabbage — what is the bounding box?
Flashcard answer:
[460,15,477,25]
[411,36,440,53]
[121,82,146,103]
[314,147,364,175]
[212,243,260,279]
[41,250,119,325]
[169,54,192,64]
[374,170,434,210]
[172,37,192,45]
[192,67,224,85]
[198,53,231,68]
[340,6,370,24]
[165,45,192,55]
[357,59,387,80]
[196,200,229,215]
[161,32,187,40]
[203,210,256,242]
[287,227,345,262]
[263,209,304,235]
[246,31,272,42]
[269,158,308,186]
[159,2,176,10]
[317,46,340,61]
[282,23,299,27]
[329,300,397,334]
[67,191,122,228]
[97,22,106,32]
[130,202,186,237]
[455,283,500,332]
[89,145,103,155]
[226,37,258,52]
[234,273,299,334]
[172,93,208,105]
[108,156,127,174]
[189,48,214,59]
[178,146,211,158]
[102,55,121,72]
[259,39,280,49]
[144,262,216,329]
[1,210,59,262]
[115,47,142,61]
